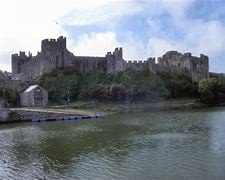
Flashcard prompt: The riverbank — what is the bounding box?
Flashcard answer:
[0,107,102,124]
[0,98,218,124]
[50,98,209,114]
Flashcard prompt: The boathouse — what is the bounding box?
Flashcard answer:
[20,85,48,107]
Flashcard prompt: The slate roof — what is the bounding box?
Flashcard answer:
[24,85,39,93]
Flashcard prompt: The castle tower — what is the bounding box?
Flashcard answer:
[114,47,124,72]
[41,36,66,52]
[11,51,29,76]
[40,36,67,73]
[106,47,124,73]
[106,52,115,73]
[147,57,156,72]
[200,54,209,78]
[114,47,123,60]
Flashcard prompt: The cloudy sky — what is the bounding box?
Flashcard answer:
[1,0,225,72]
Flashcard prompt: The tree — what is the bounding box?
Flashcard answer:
[110,84,127,102]
[199,77,225,104]
[198,78,219,104]
[39,69,81,103]
[0,85,17,106]
[158,71,197,98]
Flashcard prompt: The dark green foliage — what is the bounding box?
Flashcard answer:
[0,85,17,106]
[39,69,196,103]
[79,83,111,101]
[198,78,225,104]
[39,69,81,103]
[158,72,198,98]
[110,84,127,102]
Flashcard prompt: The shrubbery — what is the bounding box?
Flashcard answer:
[39,69,198,103]
[39,69,81,103]
[158,71,198,98]
[198,77,225,104]
[0,85,17,106]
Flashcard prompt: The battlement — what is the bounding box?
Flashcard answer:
[200,54,208,60]
[147,57,156,64]
[41,36,66,52]
[126,60,147,64]
[114,47,123,60]
[162,51,182,60]
[11,51,31,76]
[11,51,28,59]
[11,36,209,82]
[183,52,192,57]
[161,51,208,62]
[107,52,112,56]
[106,47,123,61]
[12,53,18,57]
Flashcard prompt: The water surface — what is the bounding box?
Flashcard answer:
[0,108,225,179]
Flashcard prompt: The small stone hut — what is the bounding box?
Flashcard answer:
[20,85,48,107]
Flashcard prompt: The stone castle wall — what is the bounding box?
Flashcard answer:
[11,36,209,82]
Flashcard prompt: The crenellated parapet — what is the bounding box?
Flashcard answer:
[11,36,209,82]
[106,47,124,73]
[41,36,66,52]
[11,51,31,76]
[156,51,209,81]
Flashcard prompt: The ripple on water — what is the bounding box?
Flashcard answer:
[1,109,225,179]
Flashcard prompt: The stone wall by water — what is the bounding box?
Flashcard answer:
[0,110,10,121]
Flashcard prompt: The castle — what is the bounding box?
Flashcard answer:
[11,36,209,81]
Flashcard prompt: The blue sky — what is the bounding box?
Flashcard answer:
[1,0,225,72]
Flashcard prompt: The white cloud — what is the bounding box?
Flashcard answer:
[1,0,225,72]
[146,19,225,64]
[122,37,149,60]
[0,0,69,71]
[69,31,149,61]
[183,20,225,56]
[0,0,123,71]
[147,19,225,61]
[0,52,11,72]
[62,0,141,26]
[147,38,178,57]
[142,0,225,71]
[0,0,141,70]
[160,0,195,19]
[69,32,120,56]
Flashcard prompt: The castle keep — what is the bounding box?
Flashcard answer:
[12,36,209,81]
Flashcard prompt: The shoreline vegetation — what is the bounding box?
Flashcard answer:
[50,98,218,114]
[1,68,225,123]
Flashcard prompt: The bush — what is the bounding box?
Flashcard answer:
[158,71,198,98]
[198,78,225,104]
[39,69,196,103]
[39,69,81,103]
[110,84,128,102]
[0,85,17,106]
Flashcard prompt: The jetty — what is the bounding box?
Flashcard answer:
[0,107,103,124]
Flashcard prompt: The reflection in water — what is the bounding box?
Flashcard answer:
[0,108,225,179]
[209,111,225,154]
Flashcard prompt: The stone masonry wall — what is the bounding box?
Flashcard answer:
[11,36,209,82]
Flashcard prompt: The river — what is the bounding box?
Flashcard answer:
[0,108,225,179]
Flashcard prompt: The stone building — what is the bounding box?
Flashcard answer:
[20,85,48,107]
[12,36,209,81]
[12,73,28,81]
[0,98,5,109]
[0,71,11,80]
